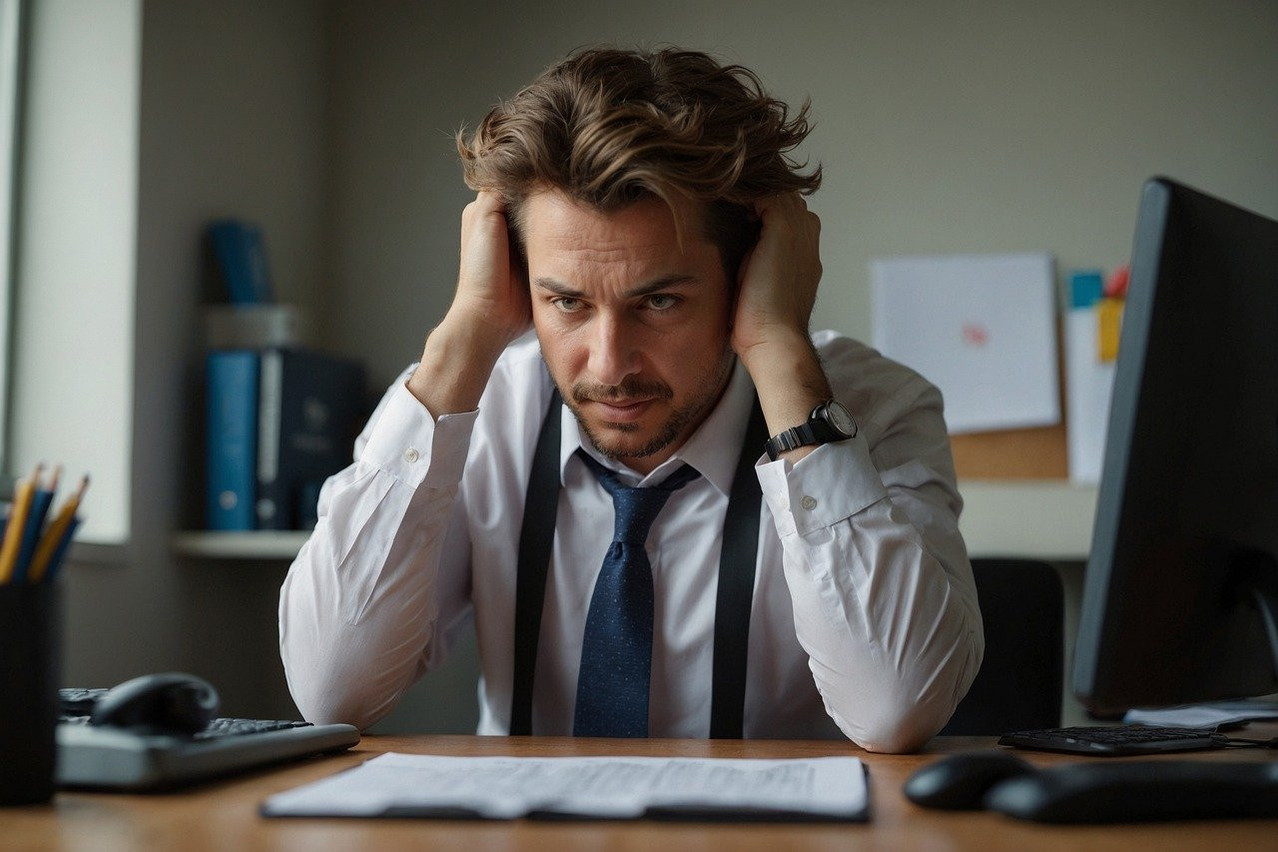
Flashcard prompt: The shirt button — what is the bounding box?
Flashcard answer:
[800,495,818,511]
[403,448,421,463]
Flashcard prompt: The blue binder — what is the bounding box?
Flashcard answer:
[207,219,274,304]
[254,349,365,530]
[205,350,260,530]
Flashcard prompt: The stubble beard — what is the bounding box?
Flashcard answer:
[556,346,735,462]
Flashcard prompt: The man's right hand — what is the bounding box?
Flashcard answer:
[407,192,531,418]
[450,191,532,342]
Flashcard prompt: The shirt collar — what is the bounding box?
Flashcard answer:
[558,358,756,495]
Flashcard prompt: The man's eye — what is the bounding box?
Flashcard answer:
[646,294,678,310]
[553,297,584,313]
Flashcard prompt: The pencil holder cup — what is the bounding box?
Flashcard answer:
[0,581,61,805]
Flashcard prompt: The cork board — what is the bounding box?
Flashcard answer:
[951,423,1068,479]
[949,321,1070,480]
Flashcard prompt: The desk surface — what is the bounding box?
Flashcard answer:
[6,733,1276,850]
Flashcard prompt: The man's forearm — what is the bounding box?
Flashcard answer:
[761,452,982,752]
[739,328,833,463]
[750,337,984,751]
[280,466,449,729]
[407,316,511,418]
[280,371,478,729]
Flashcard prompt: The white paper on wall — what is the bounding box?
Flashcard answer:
[871,253,1059,435]
[1064,307,1117,484]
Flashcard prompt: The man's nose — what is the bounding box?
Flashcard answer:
[587,314,641,387]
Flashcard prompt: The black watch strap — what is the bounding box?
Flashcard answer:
[764,400,857,461]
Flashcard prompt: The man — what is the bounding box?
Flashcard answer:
[280,47,982,752]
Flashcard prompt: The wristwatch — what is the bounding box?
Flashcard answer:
[764,400,858,461]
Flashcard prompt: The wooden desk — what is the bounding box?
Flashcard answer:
[5,733,1276,850]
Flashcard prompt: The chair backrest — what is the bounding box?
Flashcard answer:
[940,558,1064,735]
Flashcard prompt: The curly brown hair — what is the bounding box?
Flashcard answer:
[457,47,821,279]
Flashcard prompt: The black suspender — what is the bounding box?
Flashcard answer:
[710,398,769,738]
[509,388,768,738]
[508,389,563,739]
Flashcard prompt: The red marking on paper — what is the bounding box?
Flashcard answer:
[961,322,990,347]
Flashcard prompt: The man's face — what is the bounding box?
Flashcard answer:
[523,188,735,474]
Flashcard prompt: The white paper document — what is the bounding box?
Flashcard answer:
[872,253,1059,434]
[261,753,869,821]
[1123,699,1278,730]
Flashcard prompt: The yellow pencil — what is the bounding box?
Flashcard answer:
[0,463,43,584]
[28,475,89,583]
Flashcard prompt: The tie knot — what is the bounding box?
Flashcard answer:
[577,451,701,545]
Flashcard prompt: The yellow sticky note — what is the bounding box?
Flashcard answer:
[1097,298,1124,362]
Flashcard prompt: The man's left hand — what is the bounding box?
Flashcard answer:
[730,192,823,360]
[731,193,834,454]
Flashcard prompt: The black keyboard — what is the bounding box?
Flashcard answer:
[195,717,313,738]
[57,687,110,716]
[57,710,359,790]
[998,725,1229,755]
[58,714,311,737]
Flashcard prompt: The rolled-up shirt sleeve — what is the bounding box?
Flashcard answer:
[279,367,478,730]
[756,359,983,753]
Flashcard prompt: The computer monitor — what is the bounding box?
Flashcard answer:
[1073,177,1278,716]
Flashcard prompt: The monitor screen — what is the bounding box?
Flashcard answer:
[1073,177,1278,715]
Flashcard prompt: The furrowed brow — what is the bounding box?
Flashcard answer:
[532,277,583,298]
[532,274,699,300]
[625,274,698,298]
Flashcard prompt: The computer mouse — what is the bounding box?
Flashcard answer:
[89,672,220,735]
[904,750,1036,810]
[985,760,1278,823]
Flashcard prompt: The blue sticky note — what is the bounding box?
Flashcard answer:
[1070,271,1105,309]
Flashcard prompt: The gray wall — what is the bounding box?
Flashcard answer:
[59,0,329,718]
[42,0,1278,730]
[327,0,1278,391]
[328,0,1278,732]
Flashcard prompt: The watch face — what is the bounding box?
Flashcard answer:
[824,402,858,438]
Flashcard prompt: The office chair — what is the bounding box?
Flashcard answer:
[940,558,1064,735]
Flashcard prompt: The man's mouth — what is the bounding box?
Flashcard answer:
[588,397,655,422]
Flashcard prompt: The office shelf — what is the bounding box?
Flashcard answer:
[172,531,310,560]
[174,481,1096,563]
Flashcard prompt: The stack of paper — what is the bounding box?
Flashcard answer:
[261,753,869,821]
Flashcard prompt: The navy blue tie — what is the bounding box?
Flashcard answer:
[573,451,701,737]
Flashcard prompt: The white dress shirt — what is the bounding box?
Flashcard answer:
[279,330,983,752]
